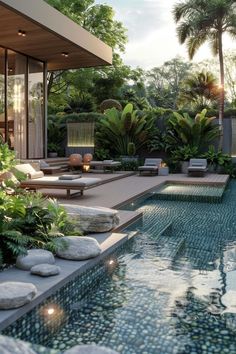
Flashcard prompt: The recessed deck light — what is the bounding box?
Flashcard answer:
[18,30,26,37]
[61,52,69,57]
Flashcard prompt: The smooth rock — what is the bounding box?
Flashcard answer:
[0,335,37,354]
[0,282,37,309]
[56,236,102,260]
[30,264,61,277]
[63,205,120,233]
[64,345,119,354]
[16,249,55,270]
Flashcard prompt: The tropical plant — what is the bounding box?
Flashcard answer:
[171,145,199,162]
[119,160,140,171]
[65,93,96,113]
[221,161,236,177]
[173,0,236,144]
[47,142,60,153]
[0,142,16,172]
[127,142,136,156]
[147,127,169,153]
[47,116,66,155]
[202,145,231,170]
[0,191,78,265]
[94,147,111,161]
[166,109,220,151]
[178,70,220,110]
[96,103,155,156]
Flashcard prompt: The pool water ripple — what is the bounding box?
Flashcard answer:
[4,181,236,354]
[43,182,236,353]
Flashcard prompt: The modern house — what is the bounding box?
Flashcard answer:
[0,0,112,159]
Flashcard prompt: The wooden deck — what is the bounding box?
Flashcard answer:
[55,173,229,208]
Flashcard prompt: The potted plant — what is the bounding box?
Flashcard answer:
[172,145,199,173]
[47,143,59,158]
[202,145,231,172]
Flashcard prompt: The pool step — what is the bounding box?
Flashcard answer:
[136,221,186,261]
[152,184,224,203]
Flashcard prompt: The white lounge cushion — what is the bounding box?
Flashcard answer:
[15,164,44,179]
[21,176,101,187]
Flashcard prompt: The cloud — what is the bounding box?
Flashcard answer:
[96,0,236,69]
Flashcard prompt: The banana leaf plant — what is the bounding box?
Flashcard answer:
[96,103,155,156]
[166,109,220,151]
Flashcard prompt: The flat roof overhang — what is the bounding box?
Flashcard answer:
[0,0,112,71]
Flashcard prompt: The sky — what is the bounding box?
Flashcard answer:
[95,0,236,69]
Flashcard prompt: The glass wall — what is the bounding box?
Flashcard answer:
[7,50,27,159]
[28,59,44,159]
[0,47,45,159]
[0,48,5,141]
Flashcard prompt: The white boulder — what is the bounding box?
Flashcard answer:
[63,205,119,233]
[0,282,37,309]
[56,236,102,260]
[16,249,55,270]
[0,335,37,354]
[30,264,61,277]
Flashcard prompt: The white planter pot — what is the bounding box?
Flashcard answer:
[158,167,169,176]
[181,161,189,174]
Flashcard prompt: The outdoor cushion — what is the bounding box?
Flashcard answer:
[21,176,101,187]
[103,160,113,163]
[138,166,158,170]
[59,175,81,180]
[191,163,204,167]
[188,166,207,171]
[30,171,44,179]
[15,164,44,179]
[145,163,158,166]
[39,160,50,168]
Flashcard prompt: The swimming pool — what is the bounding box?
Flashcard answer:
[4,181,236,354]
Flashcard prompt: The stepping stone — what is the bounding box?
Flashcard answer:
[0,282,37,309]
[30,264,61,277]
[64,345,119,354]
[56,236,102,260]
[0,335,37,354]
[16,249,55,270]
[63,205,120,233]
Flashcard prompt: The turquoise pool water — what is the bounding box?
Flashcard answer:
[4,181,236,354]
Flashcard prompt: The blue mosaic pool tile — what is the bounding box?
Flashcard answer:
[3,181,236,354]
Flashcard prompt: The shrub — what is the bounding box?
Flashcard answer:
[100,99,122,112]
[0,143,16,173]
[0,191,79,266]
[127,142,136,156]
[171,145,199,162]
[202,145,231,170]
[96,103,155,156]
[166,109,219,151]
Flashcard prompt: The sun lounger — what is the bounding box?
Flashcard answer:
[138,158,162,175]
[89,160,121,173]
[188,158,208,177]
[14,164,101,198]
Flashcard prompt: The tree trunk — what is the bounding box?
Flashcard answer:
[47,72,54,98]
[218,30,224,150]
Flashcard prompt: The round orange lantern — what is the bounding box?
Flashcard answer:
[69,154,82,167]
[83,153,93,163]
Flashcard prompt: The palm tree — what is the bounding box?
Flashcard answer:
[178,70,220,110]
[173,0,236,146]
